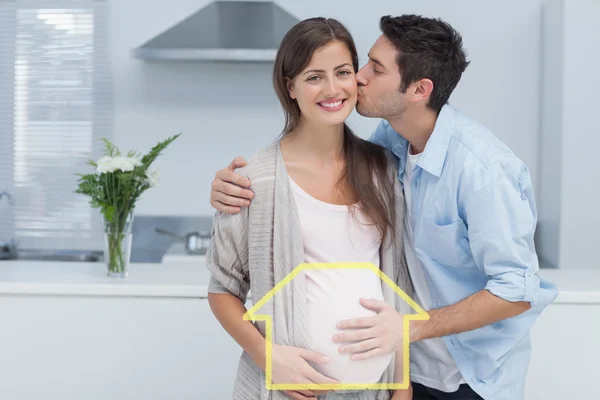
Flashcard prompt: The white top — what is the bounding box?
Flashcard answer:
[403,146,467,391]
[289,176,393,384]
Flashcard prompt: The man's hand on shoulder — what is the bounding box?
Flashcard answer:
[210,156,255,214]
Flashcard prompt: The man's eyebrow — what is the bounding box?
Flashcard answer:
[367,53,386,69]
[303,63,352,75]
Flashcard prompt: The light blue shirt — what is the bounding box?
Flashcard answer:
[368,104,558,400]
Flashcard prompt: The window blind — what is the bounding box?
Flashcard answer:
[0,0,111,251]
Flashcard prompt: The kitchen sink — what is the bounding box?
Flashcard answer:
[1,249,104,262]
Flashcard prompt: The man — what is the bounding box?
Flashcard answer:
[209,15,558,400]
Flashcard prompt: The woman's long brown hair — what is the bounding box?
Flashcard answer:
[272,17,396,244]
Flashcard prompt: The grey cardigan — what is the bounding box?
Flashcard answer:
[206,140,414,400]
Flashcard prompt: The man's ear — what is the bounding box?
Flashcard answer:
[286,77,296,99]
[412,78,434,102]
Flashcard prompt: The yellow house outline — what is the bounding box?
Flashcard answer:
[243,262,430,391]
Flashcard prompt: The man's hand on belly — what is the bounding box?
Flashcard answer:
[332,298,405,360]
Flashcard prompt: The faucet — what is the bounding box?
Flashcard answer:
[0,191,15,206]
[0,191,17,259]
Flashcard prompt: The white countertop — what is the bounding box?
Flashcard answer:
[0,259,597,304]
[537,268,600,304]
[0,260,210,298]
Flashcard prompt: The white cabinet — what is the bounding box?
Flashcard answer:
[0,294,246,399]
[0,260,249,400]
[524,269,600,399]
[0,262,597,399]
[525,302,600,399]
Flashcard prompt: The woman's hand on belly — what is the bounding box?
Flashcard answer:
[271,344,338,391]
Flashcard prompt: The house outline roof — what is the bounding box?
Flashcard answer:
[243,261,430,391]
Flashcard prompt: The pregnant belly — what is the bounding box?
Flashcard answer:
[306,293,393,384]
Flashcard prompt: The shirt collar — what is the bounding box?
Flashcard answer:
[391,103,455,178]
[385,103,456,180]
[417,104,456,177]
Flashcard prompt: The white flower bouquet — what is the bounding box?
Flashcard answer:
[75,134,180,277]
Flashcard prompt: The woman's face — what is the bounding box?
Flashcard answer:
[287,41,357,128]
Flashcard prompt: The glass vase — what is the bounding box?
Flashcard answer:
[102,211,134,278]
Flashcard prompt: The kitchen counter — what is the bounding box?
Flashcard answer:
[0,260,598,303]
[0,260,598,399]
[0,260,210,298]
[537,268,600,304]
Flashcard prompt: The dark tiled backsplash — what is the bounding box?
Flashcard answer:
[131,215,213,263]
[132,215,555,268]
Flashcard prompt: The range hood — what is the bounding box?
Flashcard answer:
[131,1,300,62]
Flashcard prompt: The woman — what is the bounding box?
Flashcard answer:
[206,17,413,400]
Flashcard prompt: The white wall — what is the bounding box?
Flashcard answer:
[538,0,600,269]
[538,0,564,268]
[109,0,545,217]
[109,0,282,217]
[560,0,600,270]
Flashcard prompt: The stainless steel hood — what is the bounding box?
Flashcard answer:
[131,1,300,62]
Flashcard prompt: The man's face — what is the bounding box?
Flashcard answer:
[355,34,406,120]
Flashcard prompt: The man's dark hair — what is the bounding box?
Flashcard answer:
[380,15,470,112]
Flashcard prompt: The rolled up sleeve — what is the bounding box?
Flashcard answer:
[205,209,250,303]
[463,160,541,306]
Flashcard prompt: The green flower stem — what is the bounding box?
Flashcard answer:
[104,212,131,275]
[106,231,125,274]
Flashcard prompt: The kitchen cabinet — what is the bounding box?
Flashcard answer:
[524,269,600,399]
[0,261,246,399]
[526,303,600,399]
[0,261,597,399]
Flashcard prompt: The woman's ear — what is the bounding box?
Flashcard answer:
[286,78,296,99]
